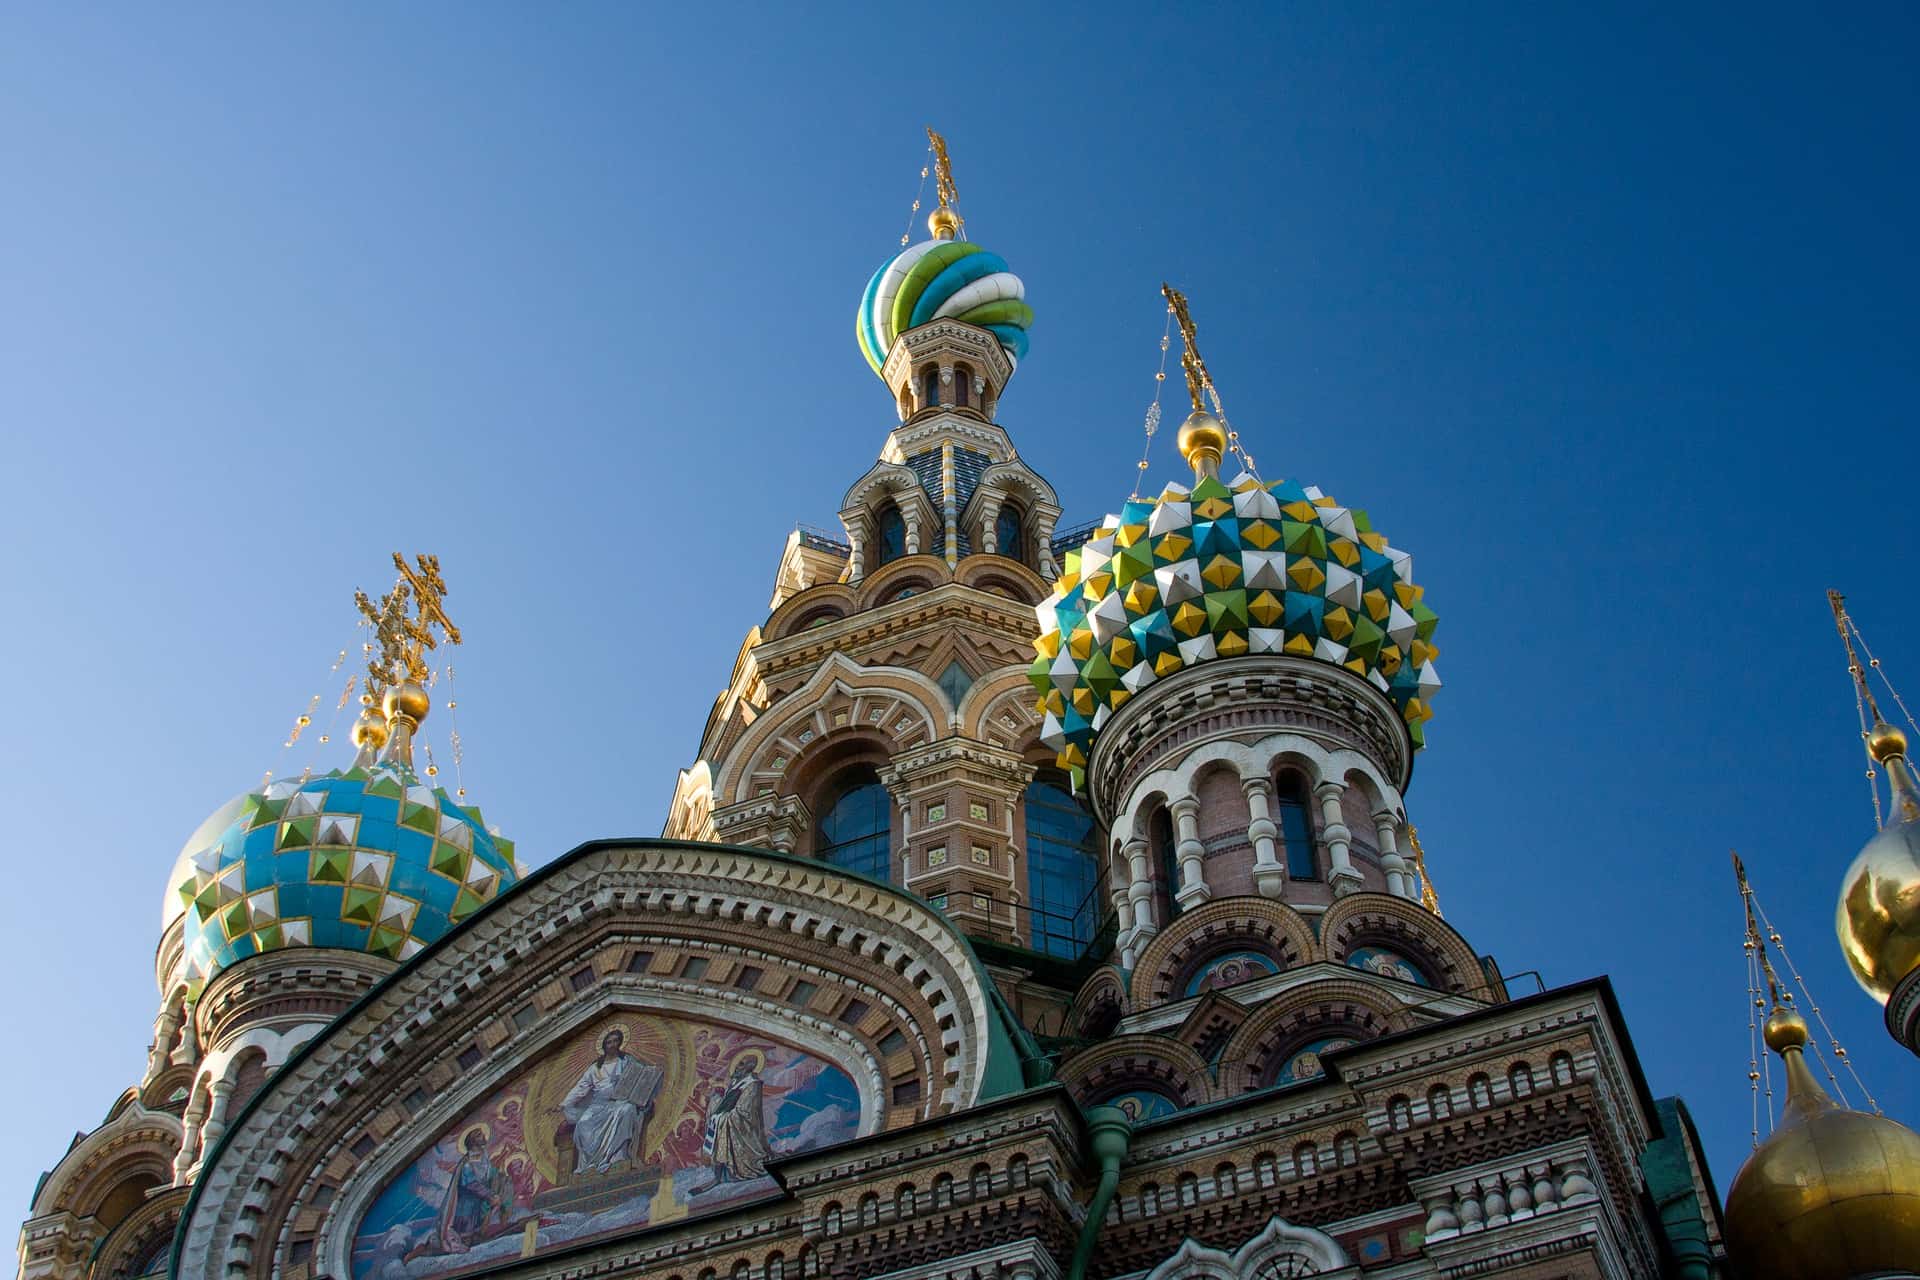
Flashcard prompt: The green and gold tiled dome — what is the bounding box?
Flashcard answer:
[175,758,519,987]
[1030,468,1439,779]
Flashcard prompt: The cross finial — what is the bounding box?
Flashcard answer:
[926,127,963,239]
[353,579,412,709]
[1161,283,1209,414]
[392,553,462,683]
[1733,851,1785,1009]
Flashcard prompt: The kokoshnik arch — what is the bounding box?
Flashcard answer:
[22,127,1920,1280]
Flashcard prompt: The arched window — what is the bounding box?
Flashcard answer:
[1334,1132,1360,1167]
[995,505,1023,560]
[1025,778,1100,957]
[1550,1052,1576,1087]
[954,364,972,408]
[1467,1073,1493,1110]
[1149,805,1181,921]
[1214,1163,1237,1198]
[1275,772,1318,880]
[857,1192,879,1227]
[1294,1143,1319,1177]
[1254,1152,1278,1187]
[1510,1062,1535,1098]
[1428,1084,1453,1120]
[1387,1095,1413,1131]
[816,768,893,883]
[922,365,941,409]
[876,505,907,565]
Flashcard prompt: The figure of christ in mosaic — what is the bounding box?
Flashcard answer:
[352,1012,862,1280]
[561,1028,664,1175]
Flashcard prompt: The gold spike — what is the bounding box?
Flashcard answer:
[1407,825,1442,917]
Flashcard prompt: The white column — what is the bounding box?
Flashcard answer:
[1314,780,1362,897]
[198,1076,236,1154]
[1108,846,1136,941]
[979,496,1003,555]
[1168,796,1211,909]
[173,1092,207,1186]
[904,510,923,556]
[1375,810,1411,899]
[145,1003,183,1082]
[1123,837,1156,965]
[843,512,872,583]
[1243,776,1285,898]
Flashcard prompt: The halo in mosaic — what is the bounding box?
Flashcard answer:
[1029,472,1440,781]
[857,238,1031,376]
[174,761,519,986]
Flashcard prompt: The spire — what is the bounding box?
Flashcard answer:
[926,126,961,241]
[1160,284,1228,480]
[1829,589,1920,826]
[354,554,462,770]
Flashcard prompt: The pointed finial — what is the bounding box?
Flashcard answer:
[1735,851,1786,1012]
[926,126,962,240]
[1161,283,1229,479]
[1407,825,1442,917]
[351,554,463,769]
[1829,590,1920,825]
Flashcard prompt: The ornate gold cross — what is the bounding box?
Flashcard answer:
[1161,283,1210,414]
[353,580,412,705]
[391,552,461,682]
[927,126,961,222]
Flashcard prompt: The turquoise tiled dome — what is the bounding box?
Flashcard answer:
[174,761,518,986]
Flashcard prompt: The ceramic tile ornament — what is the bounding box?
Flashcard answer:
[857,239,1032,375]
[175,760,519,987]
[1031,472,1440,783]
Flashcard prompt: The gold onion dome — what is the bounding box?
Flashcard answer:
[1723,1006,1920,1279]
[1838,724,1920,1002]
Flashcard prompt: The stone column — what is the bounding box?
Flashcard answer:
[1168,797,1211,909]
[1123,837,1157,965]
[1314,780,1362,897]
[173,1093,207,1186]
[169,1011,200,1068]
[1108,848,1136,945]
[1374,810,1411,899]
[145,1002,183,1083]
[1242,776,1285,898]
[903,509,923,556]
[979,496,1003,555]
[198,1076,236,1154]
[842,511,872,583]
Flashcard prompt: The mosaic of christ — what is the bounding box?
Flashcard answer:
[351,1011,862,1279]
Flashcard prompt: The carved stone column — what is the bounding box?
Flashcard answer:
[144,1003,183,1084]
[197,1077,236,1155]
[978,495,1003,555]
[1374,810,1411,899]
[1123,837,1158,964]
[1168,797,1211,909]
[842,510,873,584]
[1314,780,1362,897]
[1242,775,1284,898]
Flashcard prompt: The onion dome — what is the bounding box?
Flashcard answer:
[173,752,519,986]
[1029,416,1439,776]
[1837,721,1920,1002]
[856,235,1031,377]
[161,791,255,931]
[1723,1006,1920,1279]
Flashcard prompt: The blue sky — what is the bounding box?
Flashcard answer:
[4,3,1917,1223]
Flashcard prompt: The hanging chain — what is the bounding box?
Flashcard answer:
[1751,895,1881,1113]
[1744,939,1765,1145]
[901,143,932,247]
[1131,304,1175,497]
[444,662,469,803]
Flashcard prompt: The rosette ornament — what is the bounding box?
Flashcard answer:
[1029,470,1440,778]
[857,238,1032,376]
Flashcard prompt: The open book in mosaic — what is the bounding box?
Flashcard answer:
[1031,471,1441,781]
[175,761,519,985]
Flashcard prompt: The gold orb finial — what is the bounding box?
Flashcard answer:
[1868,720,1908,763]
[1176,410,1229,479]
[928,206,960,240]
[1762,1005,1809,1052]
[349,708,389,751]
[383,680,431,729]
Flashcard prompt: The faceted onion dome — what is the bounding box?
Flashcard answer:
[1030,469,1439,775]
[856,237,1032,377]
[161,791,255,930]
[1723,1007,1920,1279]
[1837,723,1920,1002]
[172,759,519,986]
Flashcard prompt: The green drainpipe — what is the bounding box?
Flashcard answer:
[1068,1105,1132,1280]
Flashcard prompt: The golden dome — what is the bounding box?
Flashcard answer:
[928,206,961,241]
[1176,409,1228,476]
[1837,747,1920,1004]
[349,707,389,752]
[383,680,432,728]
[1869,720,1909,763]
[1724,1006,1920,1280]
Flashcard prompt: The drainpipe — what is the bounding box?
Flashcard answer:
[1068,1105,1132,1280]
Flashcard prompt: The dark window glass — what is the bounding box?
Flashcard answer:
[1276,773,1317,880]
[1150,805,1180,921]
[922,365,941,408]
[954,366,971,408]
[817,769,893,883]
[1024,779,1099,957]
[876,507,906,564]
[995,507,1022,560]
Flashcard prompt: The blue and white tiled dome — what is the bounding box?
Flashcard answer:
[173,760,519,986]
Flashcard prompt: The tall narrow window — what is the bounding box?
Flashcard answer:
[1150,805,1181,921]
[1276,773,1318,880]
[816,768,893,883]
[876,506,906,565]
[922,365,941,409]
[995,506,1022,561]
[954,364,971,408]
[1025,778,1100,957]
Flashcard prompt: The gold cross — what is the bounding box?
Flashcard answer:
[927,126,960,220]
[391,553,461,682]
[1161,283,1210,413]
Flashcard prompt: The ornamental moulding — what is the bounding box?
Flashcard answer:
[1140,1215,1354,1280]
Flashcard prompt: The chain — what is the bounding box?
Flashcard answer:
[1131,305,1175,497]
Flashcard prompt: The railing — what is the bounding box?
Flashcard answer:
[795,523,852,556]
[1049,519,1105,555]
[936,874,1114,964]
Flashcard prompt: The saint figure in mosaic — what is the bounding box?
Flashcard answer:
[561,1028,664,1175]
[702,1053,772,1182]
[403,1130,515,1261]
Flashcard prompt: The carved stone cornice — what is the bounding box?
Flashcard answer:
[193,949,394,1053]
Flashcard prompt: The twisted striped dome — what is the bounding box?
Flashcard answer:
[857,239,1031,376]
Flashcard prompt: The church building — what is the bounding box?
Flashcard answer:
[22,132,1920,1280]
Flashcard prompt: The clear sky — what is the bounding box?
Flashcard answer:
[4,2,1917,1226]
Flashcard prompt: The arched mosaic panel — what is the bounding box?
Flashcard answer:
[1344,945,1430,986]
[351,1011,859,1278]
[1275,1036,1355,1086]
[1182,949,1280,997]
[1102,1088,1182,1124]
